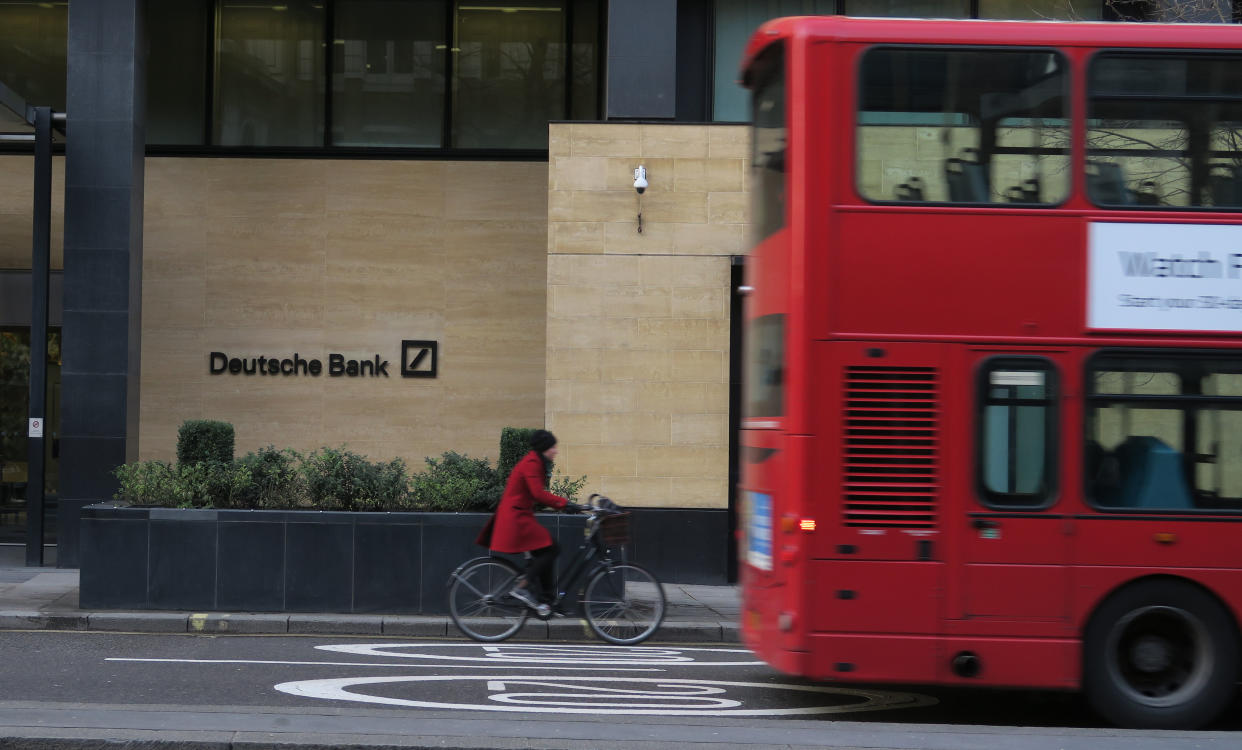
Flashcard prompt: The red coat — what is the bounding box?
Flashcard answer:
[475,450,568,553]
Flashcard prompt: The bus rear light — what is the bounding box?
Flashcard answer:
[778,611,795,632]
[1154,532,1177,544]
[780,515,797,533]
[780,545,797,565]
[799,518,816,532]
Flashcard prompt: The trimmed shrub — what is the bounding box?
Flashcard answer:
[411,452,503,512]
[236,446,306,509]
[300,447,412,511]
[175,460,253,509]
[114,459,252,509]
[498,427,536,482]
[176,420,235,466]
[114,460,179,506]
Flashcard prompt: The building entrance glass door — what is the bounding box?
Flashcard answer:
[0,327,60,550]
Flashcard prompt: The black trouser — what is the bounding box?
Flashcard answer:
[524,541,559,603]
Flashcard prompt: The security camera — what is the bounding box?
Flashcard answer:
[633,166,648,195]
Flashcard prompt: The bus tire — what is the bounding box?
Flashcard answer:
[1083,578,1238,729]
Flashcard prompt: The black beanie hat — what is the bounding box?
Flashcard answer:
[531,429,557,453]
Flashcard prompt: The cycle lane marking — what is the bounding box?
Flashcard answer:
[317,643,764,666]
[104,658,663,672]
[274,674,938,716]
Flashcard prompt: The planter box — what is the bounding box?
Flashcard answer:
[79,505,728,613]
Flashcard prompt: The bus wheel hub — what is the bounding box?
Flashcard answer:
[1130,636,1173,673]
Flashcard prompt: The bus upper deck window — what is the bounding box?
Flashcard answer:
[1088,52,1242,210]
[857,47,1069,206]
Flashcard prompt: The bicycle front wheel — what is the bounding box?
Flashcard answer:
[448,557,529,642]
[582,562,666,645]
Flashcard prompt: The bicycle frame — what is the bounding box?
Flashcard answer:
[448,511,621,616]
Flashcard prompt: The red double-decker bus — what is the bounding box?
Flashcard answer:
[737,16,1242,729]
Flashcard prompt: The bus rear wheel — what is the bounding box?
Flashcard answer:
[1084,579,1238,729]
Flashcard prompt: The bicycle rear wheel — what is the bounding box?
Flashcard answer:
[582,562,666,645]
[448,557,529,642]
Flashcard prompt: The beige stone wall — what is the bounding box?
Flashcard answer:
[546,123,748,509]
[140,157,549,467]
[0,156,65,269]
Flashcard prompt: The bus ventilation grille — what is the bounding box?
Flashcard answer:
[843,366,938,529]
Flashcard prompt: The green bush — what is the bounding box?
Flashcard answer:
[497,427,535,483]
[113,428,588,512]
[177,420,235,466]
[236,446,305,509]
[300,447,411,511]
[114,459,252,509]
[550,473,589,502]
[411,451,503,512]
[114,460,179,506]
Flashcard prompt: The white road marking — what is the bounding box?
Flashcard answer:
[105,658,660,672]
[483,680,742,709]
[274,675,938,716]
[316,643,763,666]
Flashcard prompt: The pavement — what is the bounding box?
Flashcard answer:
[0,544,742,643]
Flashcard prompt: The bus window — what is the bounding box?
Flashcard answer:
[1087,352,1242,512]
[750,43,785,242]
[1088,53,1242,210]
[857,47,1069,205]
[977,359,1057,507]
[745,313,784,418]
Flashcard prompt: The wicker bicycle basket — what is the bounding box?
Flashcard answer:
[598,512,631,546]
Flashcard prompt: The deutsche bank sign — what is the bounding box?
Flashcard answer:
[1088,222,1242,332]
[207,340,438,379]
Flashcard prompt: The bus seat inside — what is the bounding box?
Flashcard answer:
[1210,165,1241,207]
[895,176,926,201]
[1113,436,1193,509]
[1087,161,1133,205]
[946,150,989,202]
[1086,440,1122,505]
[1005,178,1041,203]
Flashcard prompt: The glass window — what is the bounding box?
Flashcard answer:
[332,1,446,147]
[148,1,211,145]
[1088,52,1242,209]
[745,314,785,418]
[569,0,600,121]
[711,1,834,123]
[751,43,786,242]
[451,0,565,149]
[0,1,67,111]
[857,47,1070,205]
[0,328,61,508]
[846,0,969,17]
[215,0,325,147]
[978,360,1056,506]
[978,0,1102,19]
[1087,352,1242,512]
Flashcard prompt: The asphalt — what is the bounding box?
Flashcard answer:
[0,544,741,643]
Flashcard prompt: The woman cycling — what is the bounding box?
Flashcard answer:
[474,429,573,617]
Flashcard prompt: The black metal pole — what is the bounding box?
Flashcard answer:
[26,105,51,567]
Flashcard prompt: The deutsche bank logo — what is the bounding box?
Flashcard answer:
[401,340,438,378]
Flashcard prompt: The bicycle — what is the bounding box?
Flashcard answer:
[447,494,667,645]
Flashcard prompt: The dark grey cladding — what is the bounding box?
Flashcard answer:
[60,0,146,567]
